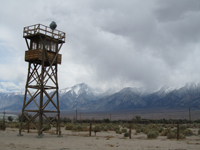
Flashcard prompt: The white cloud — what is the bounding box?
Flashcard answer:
[0,82,23,92]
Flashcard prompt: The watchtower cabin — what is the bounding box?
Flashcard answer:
[24,24,65,65]
[19,23,65,137]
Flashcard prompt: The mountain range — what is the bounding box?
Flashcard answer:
[0,83,200,111]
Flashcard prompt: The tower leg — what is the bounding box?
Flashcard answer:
[57,112,62,137]
[17,111,24,136]
[38,51,44,137]
[18,63,31,137]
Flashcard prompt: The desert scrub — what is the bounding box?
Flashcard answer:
[136,128,141,133]
[125,123,133,129]
[107,124,114,131]
[114,126,120,132]
[124,132,129,137]
[65,123,74,130]
[82,125,89,131]
[115,129,120,134]
[165,124,173,129]
[15,123,20,128]
[100,124,116,131]
[72,124,89,131]
[136,126,144,133]
[121,128,127,133]
[135,124,142,129]
[60,123,65,127]
[147,131,159,139]
[167,132,176,139]
[73,125,83,131]
[23,123,35,129]
[179,133,186,139]
[158,127,164,133]
[159,128,170,136]
[103,127,108,131]
[148,124,162,132]
[77,125,83,131]
[142,127,150,134]
[131,124,137,129]
[179,126,187,131]
[0,122,6,130]
[140,127,146,132]
[167,128,186,139]
[167,132,185,139]
[183,129,193,136]
[6,122,20,128]
[93,125,101,136]
[142,124,160,134]
[43,124,51,131]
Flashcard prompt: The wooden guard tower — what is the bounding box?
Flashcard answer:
[19,23,65,137]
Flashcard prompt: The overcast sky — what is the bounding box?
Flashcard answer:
[0,0,200,93]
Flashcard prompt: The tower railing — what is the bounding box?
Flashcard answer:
[23,24,65,43]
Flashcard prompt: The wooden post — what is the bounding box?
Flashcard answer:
[177,122,179,140]
[76,109,77,122]
[189,107,191,124]
[89,122,92,136]
[129,124,132,139]
[3,110,5,131]
[28,123,29,133]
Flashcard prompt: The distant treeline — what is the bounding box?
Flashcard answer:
[74,118,200,124]
[17,113,200,124]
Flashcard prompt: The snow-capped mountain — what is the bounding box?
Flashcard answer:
[93,87,147,110]
[59,83,102,97]
[0,92,24,111]
[0,82,200,111]
[58,83,103,110]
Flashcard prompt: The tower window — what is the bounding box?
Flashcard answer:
[38,41,43,49]
[45,40,50,51]
[32,41,37,50]
[52,42,56,52]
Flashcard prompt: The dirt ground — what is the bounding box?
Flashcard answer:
[0,127,200,150]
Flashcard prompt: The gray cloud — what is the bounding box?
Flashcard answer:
[0,0,200,92]
[155,0,200,22]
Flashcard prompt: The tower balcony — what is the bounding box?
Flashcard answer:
[23,24,65,43]
[25,49,62,66]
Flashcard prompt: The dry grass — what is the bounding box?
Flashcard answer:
[24,130,38,133]
[77,133,89,136]
[119,137,127,139]
[186,142,200,145]
[105,136,115,140]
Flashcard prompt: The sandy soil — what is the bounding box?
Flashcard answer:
[0,127,200,150]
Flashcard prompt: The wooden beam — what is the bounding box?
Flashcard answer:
[43,90,58,111]
[42,90,56,110]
